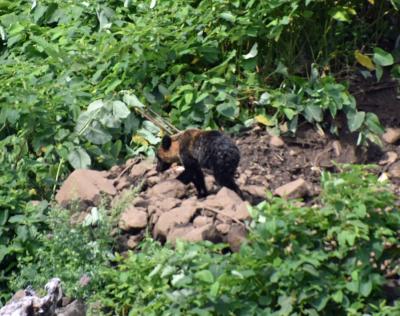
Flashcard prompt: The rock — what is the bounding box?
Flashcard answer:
[115,177,131,191]
[389,161,400,178]
[0,278,62,316]
[205,175,216,191]
[126,235,142,249]
[332,140,342,157]
[130,159,154,178]
[193,216,213,228]
[154,205,198,238]
[147,179,187,199]
[56,300,86,316]
[56,170,117,208]
[243,185,266,198]
[379,151,398,166]
[119,207,148,231]
[226,224,247,252]
[182,224,219,243]
[166,225,193,244]
[274,178,309,199]
[216,223,231,234]
[155,197,181,213]
[382,128,400,144]
[234,201,251,221]
[132,197,149,208]
[215,187,243,207]
[146,175,161,186]
[269,136,285,148]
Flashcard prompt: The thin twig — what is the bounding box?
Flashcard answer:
[115,157,140,181]
[202,207,246,226]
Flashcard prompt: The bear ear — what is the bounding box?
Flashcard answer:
[161,135,172,150]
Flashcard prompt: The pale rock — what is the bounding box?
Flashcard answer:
[269,136,285,148]
[216,223,231,234]
[56,169,117,208]
[130,159,154,178]
[234,201,251,221]
[147,179,187,198]
[119,207,148,231]
[146,176,161,186]
[115,177,130,191]
[332,140,342,157]
[193,216,213,228]
[226,224,247,252]
[379,151,398,166]
[243,185,266,199]
[382,128,400,144]
[126,235,142,250]
[154,205,198,238]
[274,178,309,199]
[389,161,400,178]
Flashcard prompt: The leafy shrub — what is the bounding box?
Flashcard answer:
[10,205,115,299]
[92,166,400,315]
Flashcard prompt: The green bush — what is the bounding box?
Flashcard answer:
[92,166,400,315]
[10,205,115,299]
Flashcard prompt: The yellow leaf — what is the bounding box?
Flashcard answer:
[368,0,374,4]
[354,50,375,71]
[132,135,148,146]
[255,114,274,126]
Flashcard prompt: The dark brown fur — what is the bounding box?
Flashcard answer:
[156,129,241,198]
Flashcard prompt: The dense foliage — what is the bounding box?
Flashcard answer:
[0,0,399,307]
[92,167,400,315]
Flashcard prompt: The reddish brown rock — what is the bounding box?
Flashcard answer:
[130,159,154,178]
[382,128,400,144]
[126,235,142,249]
[56,169,116,208]
[269,135,285,147]
[389,161,400,178]
[147,179,187,199]
[226,224,247,252]
[216,223,231,234]
[115,177,130,191]
[153,204,198,238]
[243,185,266,199]
[119,207,148,231]
[379,151,398,166]
[193,216,213,228]
[274,178,309,199]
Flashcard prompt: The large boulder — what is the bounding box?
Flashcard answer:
[56,170,116,208]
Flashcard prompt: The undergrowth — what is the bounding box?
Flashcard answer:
[90,166,400,315]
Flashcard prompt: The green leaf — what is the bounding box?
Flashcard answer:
[304,105,323,122]
[195,270,214,283]
[220,11,236,23]
[68,147,91,169]
[123,93,145,108]
[243,43,258,59]
[216,102,237,118]
[348,111,365,132]
[0,246,10,264]
[360,278,372,297]
[112,101,130,119]
[84,123,112,145]
[365,113,384,134]
[375,64,383,82]
[373,48,394,67]
[331,290,343,303]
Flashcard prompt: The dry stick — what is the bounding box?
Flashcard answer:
[148,108,181,133]
[202,207,246,226]
[115,157,140,181]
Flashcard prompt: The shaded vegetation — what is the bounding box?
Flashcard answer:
[0,0,399,311]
